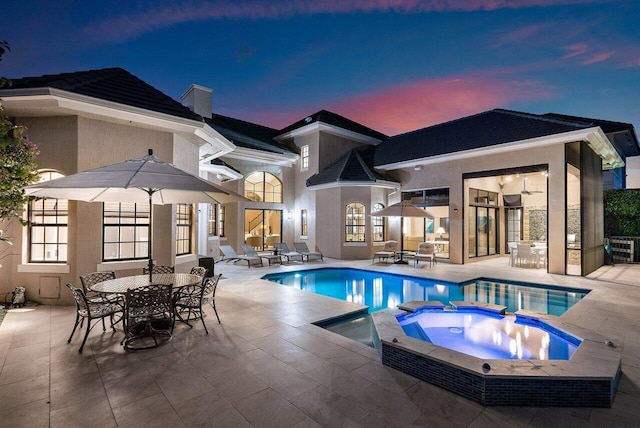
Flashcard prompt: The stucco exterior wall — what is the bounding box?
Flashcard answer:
[3,115,186,305]
[398,143,571,274]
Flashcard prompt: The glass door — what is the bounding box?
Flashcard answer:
[244,209,282,251]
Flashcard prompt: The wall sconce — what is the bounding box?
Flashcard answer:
[287,210,293,220]
[414,165,423,171]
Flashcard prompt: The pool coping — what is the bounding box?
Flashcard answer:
[372,301,622,407]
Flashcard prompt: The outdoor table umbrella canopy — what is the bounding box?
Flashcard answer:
[371,201,433,263]
[22,150,245,278]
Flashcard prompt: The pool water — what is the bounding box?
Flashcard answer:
[398,308,581,360]
[262,268,588,315]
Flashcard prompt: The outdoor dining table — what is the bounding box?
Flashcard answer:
[90,273,202,294]
[90,273,203,350]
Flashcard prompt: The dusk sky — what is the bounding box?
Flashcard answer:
[3,0,639,136]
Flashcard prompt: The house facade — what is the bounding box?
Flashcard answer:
[1,68,638,305]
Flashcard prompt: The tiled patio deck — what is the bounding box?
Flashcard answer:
[1,258,639,427]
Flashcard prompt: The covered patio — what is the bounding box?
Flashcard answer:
[1,259,639,427]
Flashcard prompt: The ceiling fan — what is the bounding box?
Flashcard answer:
[521,177,543,195]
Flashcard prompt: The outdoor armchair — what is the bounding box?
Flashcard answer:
[414,242,436,268]
[373,240,397,263]
[66,283,124,353]
[173,274,222,334]
[123,283,174,351]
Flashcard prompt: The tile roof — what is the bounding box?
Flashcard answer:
[6,67,201,121]
[205,113,295,155]
[278,110,388,141]
[542,113,639,156]
[307,147,396,187]
[373,109,603,167]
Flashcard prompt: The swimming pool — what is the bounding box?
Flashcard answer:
[398,307,581,360]
[262,267,588,315]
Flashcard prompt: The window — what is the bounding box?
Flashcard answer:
[218,205,226,237]
[244,171,282,203]
[208,203,217,236]
[103,202,149,261]
[345,202,365,242]
[28,171,68,262]
[301,145,309,170]
[176,203,193,256]
[372,203,385,242]
[301,209,308,236]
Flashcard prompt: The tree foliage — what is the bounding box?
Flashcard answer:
[0,41,40,224]
[604,189,640,237]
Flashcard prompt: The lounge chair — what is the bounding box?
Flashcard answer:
[219,245,262,268]
[275,243,304,263]
[294,242,323,261]
[240,244,281,266]
[414,242,436,268]
[373,240,397,263]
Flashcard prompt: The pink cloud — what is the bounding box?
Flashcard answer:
[330,77,554,135]
[84,0,610,43]
[237,75,555,135]
[581,50,616,64]
[563,43,589,58]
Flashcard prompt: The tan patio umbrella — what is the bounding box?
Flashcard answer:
[23,149,245,279]
[371,201,433,264]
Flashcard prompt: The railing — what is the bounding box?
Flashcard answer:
[608,236,639,263]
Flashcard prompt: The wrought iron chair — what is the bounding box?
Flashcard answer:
[173,274,222,334]
[189,266,208,277]
[66,283,124,353]
[123,284,174,351]
[142,265,175,274]
[79,271,123,330]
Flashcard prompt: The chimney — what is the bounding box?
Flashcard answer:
[181,84,213,118]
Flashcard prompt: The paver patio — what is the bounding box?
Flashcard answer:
[1,258,639,427]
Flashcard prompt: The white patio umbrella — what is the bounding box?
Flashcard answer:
[23,150,245,279]
[371,201,433,264]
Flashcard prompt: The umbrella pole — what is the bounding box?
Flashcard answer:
[147,191,153,282]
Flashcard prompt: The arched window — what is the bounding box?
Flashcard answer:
[28,170,68,262]
[372,203,385,242]
[244,171,282,203]
[345,202,365,242]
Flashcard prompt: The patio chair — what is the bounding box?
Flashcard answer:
[173,274,222,334]
[142,265,174,274]
[275,243,304,263]
[373,240,397,263]
[123,283,174,351]
[189,266,208,277]
[507,242,518,266]
[240,243,281,266]
[66,283,124,353]
[516,244,537,268]
[219,245,262,268]
[294,242,323,262]
[414,242,436,268]
[79,271,123,329]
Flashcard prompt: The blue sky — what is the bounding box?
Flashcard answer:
[3,0,639,136]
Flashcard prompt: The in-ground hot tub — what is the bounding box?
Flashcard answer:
[372,301,622,407]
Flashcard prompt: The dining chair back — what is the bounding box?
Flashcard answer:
[66,283,123,353]
[123,284,174,350]
[142,265,174,275]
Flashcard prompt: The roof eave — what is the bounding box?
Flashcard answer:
[307,179,399,190]
[274,121,383,145]
[375,128,624,171]
[223,147,299,166]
